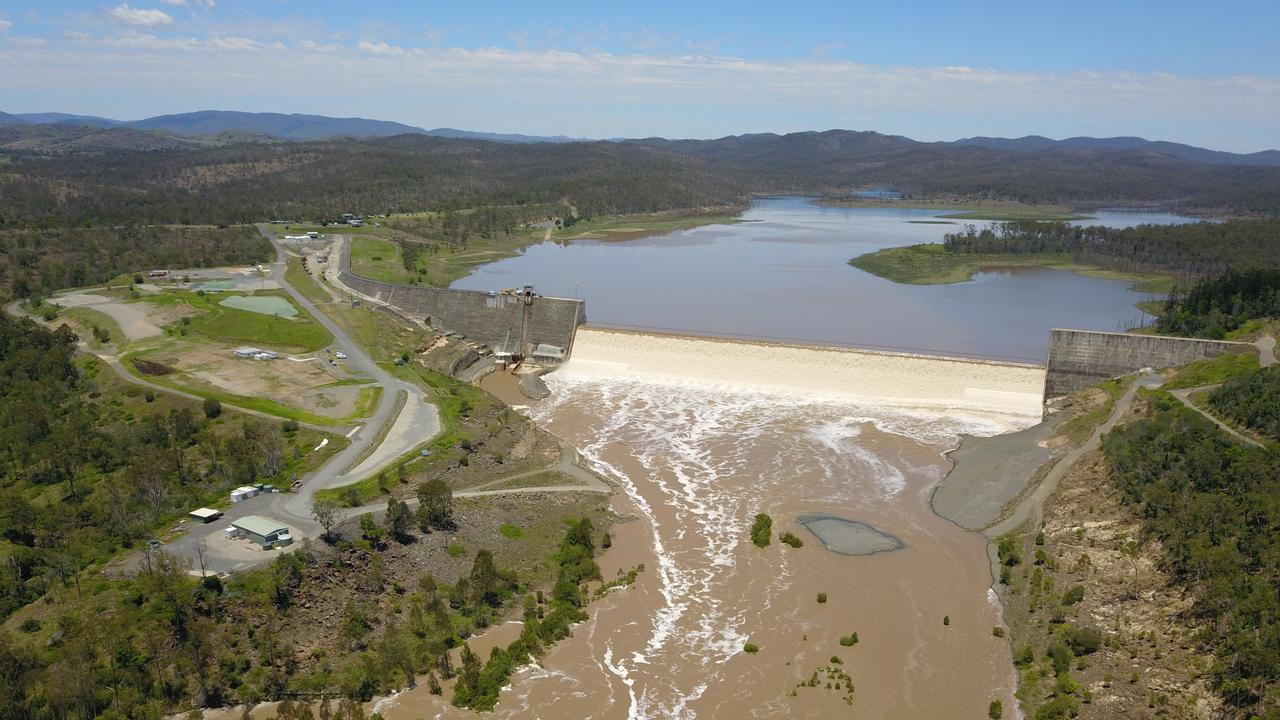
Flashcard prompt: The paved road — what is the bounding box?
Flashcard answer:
[1257,335,1276,368]
[985,374,1164,539]
[154,229,445,574]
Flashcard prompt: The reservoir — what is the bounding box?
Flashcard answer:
[452,197,1193,362]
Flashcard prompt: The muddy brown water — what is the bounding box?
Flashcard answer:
[374,363,1024,719]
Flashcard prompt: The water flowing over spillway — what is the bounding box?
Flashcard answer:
[388,329,1037,718]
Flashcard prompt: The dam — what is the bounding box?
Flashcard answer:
[336,239,585,361]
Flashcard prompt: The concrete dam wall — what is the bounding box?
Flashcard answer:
[1044,329,1252,397]
[337,247,584,361]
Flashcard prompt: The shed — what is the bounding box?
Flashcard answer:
[230,485,259,503]
[188,507,223,523]
[231,515,293,549]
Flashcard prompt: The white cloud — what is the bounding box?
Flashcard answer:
[0,19,12,33]
[3,36,1277,151]
[103,4,175,29]
[156,0,215,7]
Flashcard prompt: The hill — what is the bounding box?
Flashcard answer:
[952,134,1280,167]
[0,110,581,143]
[127,110,426,140]
[0,134,746,226]
[631,130,1280,212]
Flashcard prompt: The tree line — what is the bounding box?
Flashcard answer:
[1155,268,1280,338]
[942,218,1280,277]
[0,225,271,301]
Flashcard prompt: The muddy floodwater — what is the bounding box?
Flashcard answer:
[452,197,1194,362]
[369,201,1197,718]
[377,334,1041,719]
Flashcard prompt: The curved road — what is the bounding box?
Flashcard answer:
[138,231,443,574]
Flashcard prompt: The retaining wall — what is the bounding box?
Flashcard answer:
[338,245,584,361]
[1044,329,1251,397]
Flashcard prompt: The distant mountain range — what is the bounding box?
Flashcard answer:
[0,110,579,144]
[952,135,1280,167]
[2,110,1275,164]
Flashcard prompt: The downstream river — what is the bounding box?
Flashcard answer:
[452,197,1192,362]
[369,200,1198,719]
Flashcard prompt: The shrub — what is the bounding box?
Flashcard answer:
[943,615,950,626]
[816,593,827,604]
[1067,625,1102,656]
[829,655,843,664]
[988,699,1003,719]
[839,633,858,646]
[743,642,759,654]
[997,534,1021,566]
[780,531,804,548]
[992,626,1005,638]
[144,390,155,403]
[1061,585,1085,606]
[202,396,222,418]
[750,514,772,548]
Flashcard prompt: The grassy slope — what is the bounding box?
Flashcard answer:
[850,243,1174,293]
[349,235,414,284]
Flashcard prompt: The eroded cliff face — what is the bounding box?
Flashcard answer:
[998,393,1221,719]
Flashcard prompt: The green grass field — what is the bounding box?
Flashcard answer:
[349,236,415,284]
[144,288,333,352]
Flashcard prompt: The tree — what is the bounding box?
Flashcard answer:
[469,549,499,608]
[202,397,221,419]
[359,513,382,544]
[384,498,413,542]
[750,514,772,548]
[312,498,340,542]
[416,479,453,531]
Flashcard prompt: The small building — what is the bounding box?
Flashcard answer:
[147,270,169,279]
[231,515,293,549]
[230,485,260,503]
[306,231,320,239]
[234,347,279,360]
[188,507,223,523]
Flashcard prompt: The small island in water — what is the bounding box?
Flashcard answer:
[797,514,906,556]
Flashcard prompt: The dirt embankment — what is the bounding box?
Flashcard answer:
[997,393,1221,719]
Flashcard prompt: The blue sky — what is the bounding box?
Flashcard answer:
[1,1,1278,150]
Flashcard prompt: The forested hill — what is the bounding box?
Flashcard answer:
[632,130,1280,212]
[5,127,1280,226]
[0,136,746,227]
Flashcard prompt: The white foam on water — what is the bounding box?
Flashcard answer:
[529,340,1040,718]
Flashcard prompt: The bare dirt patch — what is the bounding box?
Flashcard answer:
[159,346,363,419]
